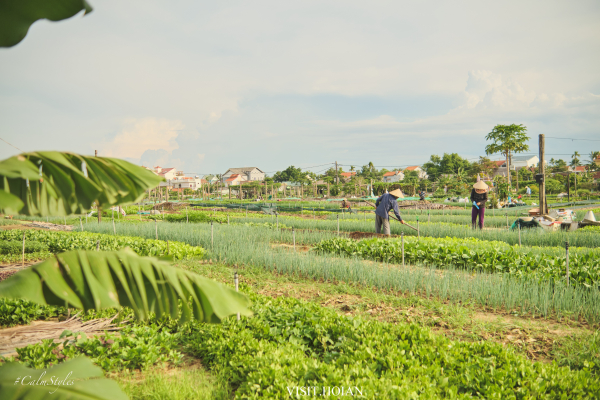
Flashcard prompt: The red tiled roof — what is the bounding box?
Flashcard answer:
[404,166,420,171]
[574,166,586,172]
[494,160,505,167]
[340,172,356,177]
[383,171,398,177]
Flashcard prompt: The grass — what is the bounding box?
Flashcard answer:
[114,361,228,400]
[82,221,600,324]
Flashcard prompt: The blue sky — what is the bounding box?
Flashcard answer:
[1,0,599,177]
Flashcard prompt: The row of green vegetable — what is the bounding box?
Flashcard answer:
[0,230,204,263]
[82,222,600,324]
[2,291,598,398]
[231,215,600,248]
[313,236,600,287]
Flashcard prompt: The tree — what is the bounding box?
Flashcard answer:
[485,124,529,187]
[587,151,600,172]
[273,165,303,183]
[570,151,581,167]
[549,158,568,173]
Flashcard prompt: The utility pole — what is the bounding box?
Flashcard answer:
[567,172,570,202]
[335,161,338,185]
[538,134,546,215]
[95,150,101,223]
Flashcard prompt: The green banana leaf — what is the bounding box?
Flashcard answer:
[0,151,163,216]
[0,0,93,48]
[0,249,252,323]
[0,356,127,400]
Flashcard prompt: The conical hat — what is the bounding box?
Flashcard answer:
[584,210,596,222]
[389,188,404,198]
[473,180,488,190]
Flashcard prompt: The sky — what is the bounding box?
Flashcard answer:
[1,0,599,177]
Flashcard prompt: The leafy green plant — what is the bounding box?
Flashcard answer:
[0,240,48,255]
[0,229,205,260]
[313,236,600,286]
[187,291,600,398]
[0,298,62,327]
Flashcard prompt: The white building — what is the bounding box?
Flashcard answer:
[170,176,203,190]
[493,156,545,177]
[222,167,265,183]
[224,174,247,187]
[382,171,404,183]
[404,166,428,179]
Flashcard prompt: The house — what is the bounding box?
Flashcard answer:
[340,171,357,182]
[382,171,404,183]
[569,166,587,174]
[222,167,265,183]
[153,166,184,187]
[493,156,543,177]
[404,166,428,179]
[224,174,247,187]
[170,176,204,191]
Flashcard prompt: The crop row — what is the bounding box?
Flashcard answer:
[313,236,600,287]
[188,291,599,398]
[0,230,205,261]
[5,287,597,397]
[231,215,600,248]
[82,222,600,323]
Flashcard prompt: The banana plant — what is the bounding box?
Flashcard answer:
[0,151,163,216]
[0,249,251,323]
[0,0,93,48]
[0,357,127,400]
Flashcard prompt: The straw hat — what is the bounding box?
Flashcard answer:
[473,175,488,190]
[389,188,404,198]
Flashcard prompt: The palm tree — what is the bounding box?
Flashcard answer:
[588,151,600,171]
[570,151,581,167]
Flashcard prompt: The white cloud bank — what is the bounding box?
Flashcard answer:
[99,118,184,162]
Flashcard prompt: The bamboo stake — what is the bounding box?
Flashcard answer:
[22,232,25,266]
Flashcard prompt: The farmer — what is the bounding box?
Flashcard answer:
[526,186,532,198]
[470,179,489,229]
[418,190,426,201]
[375,188,405,235]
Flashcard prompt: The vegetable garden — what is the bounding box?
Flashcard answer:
[2,157,600,398]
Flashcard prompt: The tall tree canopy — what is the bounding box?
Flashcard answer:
[422,153,471,181]
[485,124,529,186]
[272,165,304,183]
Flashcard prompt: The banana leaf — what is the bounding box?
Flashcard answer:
[0,249,252,323]
[0,0,93,47]
[0,151,163,216]
[0,356,127,400]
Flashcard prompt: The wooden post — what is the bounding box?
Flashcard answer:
[22,232,25,266]
[229,186,231,200]
[565,241,570,286]
[401,231,404,267]
[327,182,330,197]
[539,134,546,215]
[567,172,570,202]
[95,150,102,223]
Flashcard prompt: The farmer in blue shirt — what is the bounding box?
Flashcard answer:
[375,189,405,235]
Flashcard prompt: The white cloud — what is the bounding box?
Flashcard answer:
[99,118,184,160]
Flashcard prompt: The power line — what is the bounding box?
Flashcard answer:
[546,136,600,142]
[0,137,24,153]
